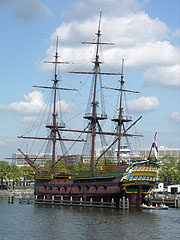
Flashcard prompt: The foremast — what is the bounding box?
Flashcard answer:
[18,37,84,174]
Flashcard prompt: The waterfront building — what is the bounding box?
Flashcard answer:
[12,153,53,167]
[57,154,84,164]
[140,146,180,157]
[168,184,180,194]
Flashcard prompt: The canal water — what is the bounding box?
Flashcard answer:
[0,197,180,240]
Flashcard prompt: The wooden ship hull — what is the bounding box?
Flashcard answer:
[34,162,158,207]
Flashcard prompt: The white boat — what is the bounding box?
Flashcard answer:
[141,204,168,210]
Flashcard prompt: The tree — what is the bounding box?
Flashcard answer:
[21,166,35,181]
[9,164,22,189]
[0,161,11,185]
[159,156,180,184]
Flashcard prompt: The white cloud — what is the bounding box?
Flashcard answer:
[50,12,170,49]
[126,96,160,113]
[36,0,179,91]
[41,10,178,75]
[170,112,180,123]
[0,91,74,122]
[144,64,180,87]
[0,91,47,115]
[21,116,39,123]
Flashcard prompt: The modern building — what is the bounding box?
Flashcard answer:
[57,154,83,164]
[140,146,180,158]
[12,153,53,167]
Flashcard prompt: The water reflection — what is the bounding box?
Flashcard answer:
[0,198,180,240]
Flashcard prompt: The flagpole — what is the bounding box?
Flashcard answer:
[148,131,157,160]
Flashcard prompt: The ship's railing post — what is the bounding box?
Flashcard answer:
[90,198,92,206]
[52,195,54,204]
[43,195,46,203]
[80,197,82,205]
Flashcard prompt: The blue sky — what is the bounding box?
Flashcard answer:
[0,0,179,159]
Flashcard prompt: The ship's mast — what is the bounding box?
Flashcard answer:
[90,12,102,171]
[63,13,142,170]
[104,60,140,161]
[68,12,120,171]
[18,37,86,174]
[117,59,124,160]
[51,37,59,173]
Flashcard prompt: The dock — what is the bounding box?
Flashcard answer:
[144,196,180,208]
[35,196,129,209]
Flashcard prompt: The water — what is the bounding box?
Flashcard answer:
[0,197,180,240]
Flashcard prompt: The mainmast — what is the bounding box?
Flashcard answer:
[117,59,125,160]
[89,12,102,171]
[69,12,120,171]
[51,37,59,173]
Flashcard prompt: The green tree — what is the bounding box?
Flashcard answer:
[159,156,180,184]
[21,166,35,181]
[0,161,11,185]
[9,164,22,189]
[55,160,71,174]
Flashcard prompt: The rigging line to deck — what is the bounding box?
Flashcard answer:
[54,125,90,166]
[94,116,142,168]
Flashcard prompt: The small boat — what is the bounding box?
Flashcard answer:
[141,204,168,210]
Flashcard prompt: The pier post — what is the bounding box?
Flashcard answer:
[27,194,30,204]
[70,196,72,205]
[175,196,180,208]
[80,197,82,205]
[122,196,125,209]
[61,195,63,205]
[8,194,14,204]
[19,193,22,204]
[111,198,114,207]
[119,197,129,209]
[126,198,129,209]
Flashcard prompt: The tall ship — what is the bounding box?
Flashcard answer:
[18,13,159,207]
